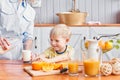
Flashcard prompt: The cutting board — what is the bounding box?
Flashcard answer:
[24,66,82,76]
[24,66,60,76]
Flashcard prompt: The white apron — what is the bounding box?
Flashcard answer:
[0,0,36,60]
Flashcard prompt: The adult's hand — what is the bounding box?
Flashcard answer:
[0,37,10,50]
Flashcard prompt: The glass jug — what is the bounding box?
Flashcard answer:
[82,39,102,77]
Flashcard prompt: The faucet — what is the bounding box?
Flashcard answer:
[70,0,80,12]
[96,33,120,40]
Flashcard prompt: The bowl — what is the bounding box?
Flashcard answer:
[56,12,87,25]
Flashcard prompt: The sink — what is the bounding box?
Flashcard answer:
[56,12,87,25]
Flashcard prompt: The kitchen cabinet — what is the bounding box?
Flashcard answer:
[32,24,120,61]
[32,27,42,53]
[33,27,52,53]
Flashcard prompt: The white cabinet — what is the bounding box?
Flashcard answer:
[70,27,89,60]
[40,27,52,52]
[33,27,53,53]
[32,27,42,53]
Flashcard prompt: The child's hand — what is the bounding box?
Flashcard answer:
[31,53,42,61]
[31,53,38,61]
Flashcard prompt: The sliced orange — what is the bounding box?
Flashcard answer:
[42,63,54,72]
[60,62,68,69]
[32,61,43,70]
[53,63,62,70]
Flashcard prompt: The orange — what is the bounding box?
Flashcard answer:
[53,63,62,70]
[98,40,105,50]
[85,41,89,49]
[42,63,54,72]
[105,41,113,50]
[32,61,43,70]
[60,62,68,69]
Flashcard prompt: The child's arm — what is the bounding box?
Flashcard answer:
[32,53,46,61]
[33,47,75,63]
[32,52,69,62]
[40,47,75,63]
[32,48,51,61]
[47,53,70,63]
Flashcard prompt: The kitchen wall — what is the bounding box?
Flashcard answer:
[33,0,120,24]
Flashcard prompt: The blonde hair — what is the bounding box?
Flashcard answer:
[50,24,71,39]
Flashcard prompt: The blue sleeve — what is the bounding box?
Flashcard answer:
[22,31,33,43]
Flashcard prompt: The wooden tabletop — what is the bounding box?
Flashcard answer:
[0,60,120,80]
[34,23,120,27]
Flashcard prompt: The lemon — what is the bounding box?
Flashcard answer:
[105,41,113,50]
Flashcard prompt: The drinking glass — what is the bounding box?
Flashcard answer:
[68,61,79,76]
[22,50,32,63]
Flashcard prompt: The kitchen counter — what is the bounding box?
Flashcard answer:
[34,24,120,27]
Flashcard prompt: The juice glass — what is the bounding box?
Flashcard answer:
[68,61,79,76]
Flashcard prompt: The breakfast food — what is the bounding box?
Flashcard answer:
[100,63,112,76]
[53,63,62,70]
[32,61,43,70]
[42,63,54,72]
[60,62,68,69]
[112,62,120,75]
[32,61,63,71]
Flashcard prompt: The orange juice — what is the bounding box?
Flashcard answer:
[68,62,78,74]
[83,59,100,76]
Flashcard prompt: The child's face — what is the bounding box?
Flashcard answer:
[50,35,69,52]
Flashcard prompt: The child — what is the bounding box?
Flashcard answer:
[34,24,75,63]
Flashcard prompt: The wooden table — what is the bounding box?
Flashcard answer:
[0,60,120,80]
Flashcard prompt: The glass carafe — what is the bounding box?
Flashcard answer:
[82,39,102,77]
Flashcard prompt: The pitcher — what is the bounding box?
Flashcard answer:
[82,39,102,77]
